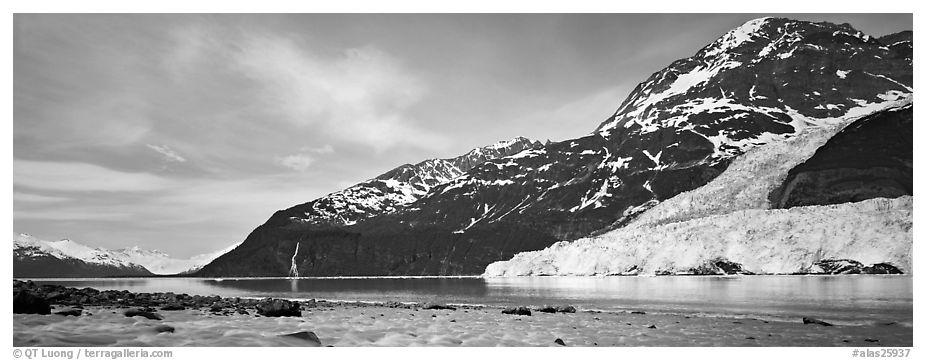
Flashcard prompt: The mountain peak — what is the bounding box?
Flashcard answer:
[708,17,773,52]
[596,16,911,160]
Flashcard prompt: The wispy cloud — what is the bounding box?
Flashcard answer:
[274,144,335,172]
[14,160,176,192]
[276,153,315,172]
[146,144,187,163]
[301,144,334,154]
[13,192,71,203]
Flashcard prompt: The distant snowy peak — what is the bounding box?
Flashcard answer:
[287,136,540,226]
[13,233,241,275]
[597,17,912,163]
[15,233,137,268]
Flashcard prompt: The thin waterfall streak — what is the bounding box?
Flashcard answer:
[289,242,300,278]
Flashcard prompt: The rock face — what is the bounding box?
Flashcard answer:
[13,290,51,315]
[770,106,912,208]
[198,17,912,277]
[805,259,903,275]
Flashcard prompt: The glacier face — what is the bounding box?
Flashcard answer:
[484,196,912,276]
[485,101,914,276]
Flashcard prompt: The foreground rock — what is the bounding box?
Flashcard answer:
[802,317,833,326]
[13,290,51,315]
[256,298,301,317]
[502,307,532,316]
[280,331,322,346]
[423,303,457,311]
[537,305,576,314]
[153,325,175,334]
[124,309,163,320]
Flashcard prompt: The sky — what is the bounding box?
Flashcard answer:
[13,13,912,258]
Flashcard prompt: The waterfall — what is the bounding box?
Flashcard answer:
[288,242,300,278]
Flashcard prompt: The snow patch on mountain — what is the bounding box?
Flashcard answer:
[484,196,912,276]
[289,137,538,226]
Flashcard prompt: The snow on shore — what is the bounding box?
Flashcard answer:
[485,196,911,276]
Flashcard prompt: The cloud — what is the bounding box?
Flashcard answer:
[276,153,315,172]
[13,192,71,203]
[168,27,449,152]
[14,160,176,192]
[146,144,187,163]
[301,144,334,154]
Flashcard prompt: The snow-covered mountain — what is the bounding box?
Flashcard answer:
[485,102,913,276]
[281,137,540,226]
[106,241,242,275]
[198,17,912,277]
[13,233,241,277]
[14,233,152,277]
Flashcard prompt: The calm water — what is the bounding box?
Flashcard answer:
[29,275,913,325]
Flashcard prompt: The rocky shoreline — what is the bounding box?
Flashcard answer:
[12,280,912,347]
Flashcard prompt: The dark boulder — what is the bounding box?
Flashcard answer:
[256,298,301,317]
[556,305,576,313]
[13,290,51,315]
[124,309,163,320]
[153,325,175,333]
[423,303,456,311]
[280,331,322,346]
[554,338,566,346]
[802,317,833,326]
[502,307,532,316]
[537,306,557,313]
